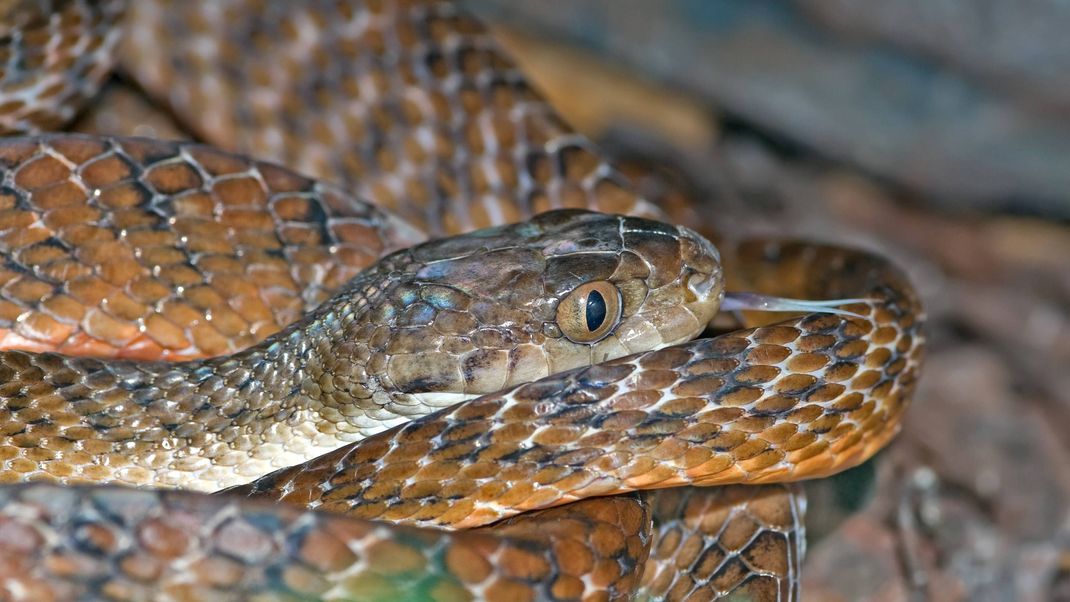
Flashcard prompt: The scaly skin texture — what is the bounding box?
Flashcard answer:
[637,485,806,601]
[0,0,125,134]
[0,134,421,359]
[0,484,652,601]
[0,229,920,601]
[0,1,928,600]
[0,204,722,491]
[232,241,922,529]
[118,0,666,237]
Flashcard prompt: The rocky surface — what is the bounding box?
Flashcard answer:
[472,0,1070,217]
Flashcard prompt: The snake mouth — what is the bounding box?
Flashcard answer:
[676,226,724,304]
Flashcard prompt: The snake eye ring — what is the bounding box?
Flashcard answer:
[556,281,623,344]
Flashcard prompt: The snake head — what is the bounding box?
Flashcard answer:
[322,210,722,421]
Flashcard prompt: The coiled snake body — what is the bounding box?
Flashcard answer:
[0,1,925,600]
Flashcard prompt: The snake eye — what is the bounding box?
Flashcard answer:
[557,281,622,344]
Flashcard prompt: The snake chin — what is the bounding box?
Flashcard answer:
[408,391,480,412]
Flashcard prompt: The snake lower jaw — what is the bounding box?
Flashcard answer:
[406,391,480,413]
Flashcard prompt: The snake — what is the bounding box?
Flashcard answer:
[0,1,926,601]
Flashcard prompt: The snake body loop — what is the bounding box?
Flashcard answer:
[0,1,926,600]
[231,241,920,531]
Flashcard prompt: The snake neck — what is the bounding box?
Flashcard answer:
[190,262,410,440]
[0,262,414,491]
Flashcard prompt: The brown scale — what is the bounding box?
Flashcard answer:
[0,134,420,359]
[637,485,805,601]
[231,241,922,528]
[221,238,920,602]
[0,135,925,597]
[117,0,665,237]
[0,1,929,601]
[0,484,651,601]
[0,0,125,134]
[0,206,726,497]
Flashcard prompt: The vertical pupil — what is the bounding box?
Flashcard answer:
[585,290,607,331]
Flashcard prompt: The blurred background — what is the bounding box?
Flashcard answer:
[462,2,1070,600]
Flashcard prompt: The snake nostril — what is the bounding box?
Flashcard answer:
[677,226,720,265]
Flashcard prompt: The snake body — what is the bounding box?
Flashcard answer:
[0,189,722,491]
[0,1,926,601]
